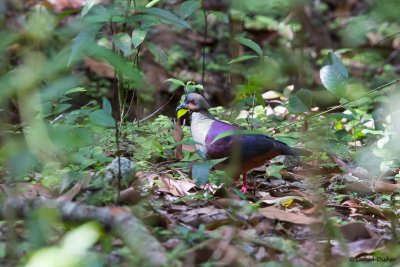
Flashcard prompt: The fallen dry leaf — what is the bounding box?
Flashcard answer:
[339,222,379,242]
[158,175,195,197]
[259,206,322,225]
[331,237,384,257]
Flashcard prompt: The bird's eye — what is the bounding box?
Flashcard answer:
[188,99,195,104]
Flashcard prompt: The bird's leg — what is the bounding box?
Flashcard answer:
[240,173,254,193]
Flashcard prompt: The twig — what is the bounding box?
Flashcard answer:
[0,199,168,267]
[201,8,208,85]
[138,94,175,123]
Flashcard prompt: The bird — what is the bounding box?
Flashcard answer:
[176,93,310,193]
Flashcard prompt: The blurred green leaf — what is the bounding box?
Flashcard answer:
[145,0,161,8]
[113,32,132,56]
[288,89,312,113]
[69,25,100,66]
[102,98,112,115]
[131,29,147,48]
[165,78,185,87]
[192,158,226,186]
[89,109,115,128]
[228,55,260,65]
[81,0,98,16]
[179,0,201,19]
[136,7,191,29]
[147,42,168,65]
[65,87,87,95]
[212,129,266,144]
[320,52,348,97]
[236,36,263,56]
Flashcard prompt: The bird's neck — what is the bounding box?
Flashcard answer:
[190,111,214,158]
[191,110,214,122]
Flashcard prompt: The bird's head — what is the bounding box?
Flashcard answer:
[176,93,210,116]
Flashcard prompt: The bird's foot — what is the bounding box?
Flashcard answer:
[240,185,254,193]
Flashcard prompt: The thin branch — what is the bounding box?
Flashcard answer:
[201,9,208,85]
[138,94,175,123]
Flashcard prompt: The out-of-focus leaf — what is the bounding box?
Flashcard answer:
[136,7,191,29]
[89,109,115,128]
[26,222,101,267]
[69,25,100,66]
[320,52,349,97]
[88,45,143,82]
[62,222,101,253]
[147,42,167,65]
[185,83,203,93]
[65,87,86,94]
[192,158,226,186]
[210,11,229,23]
[165,78,185,87]
[228,55,260,64]
[236,36,263,56]
[179,0,200,19]
[41,76,79,102]
[266,164,285,179]
[81,0,98,16]
[288,89,312,113]
[212,129,266,144]
[113,32,132,56]
[132,29,147,48]
[192,162,213,186]
[145,0,161,8]
[102,98,112,115]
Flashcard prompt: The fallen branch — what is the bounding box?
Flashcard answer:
[0,199,167,267]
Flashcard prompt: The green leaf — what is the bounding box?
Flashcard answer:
[145,0,161,8]
[212,129,266,144]
[136,7,191,29]
[236,37,262,56]
[192,158,226,186]
[210,11,229,23]
[102,98,112,115]
[113,32,132,56]
[68,25,100,66]
[81,0,98,16]
[165,78,185,87]
[186,83,203,93]
[320,52,349,97]
[177,109,188,119]
[192,161,213,186]
[147,42,168,65]
[179,0,200,19]
[228,55,260,64]
[55,103,72,114]
[89,109,115,128]
[288,89,312,113]
[132,29,147,48]
[65,87,86,94]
